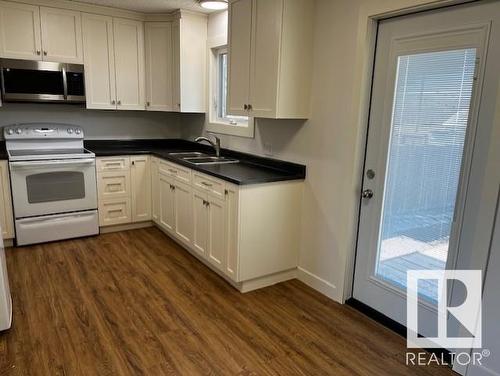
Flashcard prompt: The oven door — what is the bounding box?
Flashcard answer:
[9,158,97,218]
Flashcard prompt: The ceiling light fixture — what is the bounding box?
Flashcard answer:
[199,0,228,10]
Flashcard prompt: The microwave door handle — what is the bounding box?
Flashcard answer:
[62,66,68,100]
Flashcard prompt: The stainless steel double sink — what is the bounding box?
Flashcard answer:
[168,152,239,165]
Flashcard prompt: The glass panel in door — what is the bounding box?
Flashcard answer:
[375,48,477,303]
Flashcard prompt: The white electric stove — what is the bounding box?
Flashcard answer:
[4,123,99,246]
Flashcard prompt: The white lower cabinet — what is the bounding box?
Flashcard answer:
[97,155,150,227]
[130,156,151,222]
[206,194,226,272]
[158,172,175,232]
[99,155,302,292]
[192,188,208,257]
[173,180,193,245]
[0,161,14,240]
[151,157,303,291]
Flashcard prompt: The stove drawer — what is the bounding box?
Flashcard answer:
[15,210,99,246]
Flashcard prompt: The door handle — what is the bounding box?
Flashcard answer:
[362,189,374,199]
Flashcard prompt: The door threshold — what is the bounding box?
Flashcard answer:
[346,298,452,366]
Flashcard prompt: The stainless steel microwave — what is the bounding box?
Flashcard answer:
[0,59,85,104]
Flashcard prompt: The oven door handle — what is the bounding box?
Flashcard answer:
[10,159,95,169]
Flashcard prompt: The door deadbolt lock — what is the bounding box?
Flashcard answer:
[362,189,374,199]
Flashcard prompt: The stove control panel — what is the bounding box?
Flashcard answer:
[3,124,84,140]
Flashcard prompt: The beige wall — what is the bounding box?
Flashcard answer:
[182,0,457,302]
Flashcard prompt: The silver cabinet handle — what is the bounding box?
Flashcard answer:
[362,189,374,199]
[248,104,252,110]
[243,104,248,110]
[117,100,121,105]
[111,100,116,105]
[146,101,150,107]
[201,181,213,187]
[43,51,47,56]
[36,50,41,55]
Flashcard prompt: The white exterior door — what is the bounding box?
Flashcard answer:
[130,156,151,222]
[113,17,145,110]
[227,0,252,116]
[466,193,500,376]
[40,7,83,63]
[82,13,116,109]
[145,22,173,111]
[0,1,41,60]
[353,0,500,347]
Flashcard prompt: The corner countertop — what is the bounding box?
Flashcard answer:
[84,139,306,185]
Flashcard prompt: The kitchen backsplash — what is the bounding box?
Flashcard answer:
[0,103,182,140]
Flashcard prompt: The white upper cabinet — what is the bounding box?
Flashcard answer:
[82,13,116,110]
[83,14,145,111]
[144,22,173,111]
[227,0,252,116]
[113,17,145,110]
[172,11,207,113]
[0,2,82,63]
[228,0,314,119]
[0,1,41,60]
[40,7,83,63]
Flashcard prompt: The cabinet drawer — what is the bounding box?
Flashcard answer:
[99,198,131,226]
[193,172,225,199]
[97,156,130,171]
[159,160,191,184]
[97,171,130,199]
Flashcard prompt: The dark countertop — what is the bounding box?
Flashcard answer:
[84,139,306,185]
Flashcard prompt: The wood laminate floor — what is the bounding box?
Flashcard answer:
[0,228,454,375]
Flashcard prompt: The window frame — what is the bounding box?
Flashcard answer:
[206,40,254,138]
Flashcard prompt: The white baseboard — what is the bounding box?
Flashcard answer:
[297,267,341,302]
[239,269,297,293]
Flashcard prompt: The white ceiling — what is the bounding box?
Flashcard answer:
[70,0,215,14]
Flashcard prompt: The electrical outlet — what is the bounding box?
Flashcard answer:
[263,141,273,156]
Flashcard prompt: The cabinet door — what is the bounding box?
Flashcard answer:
[227,0,252,116]
[159,173,175,232]
[171,18,181,112]
[174,181,192,245]
[207,196,226,272]
[40,7,83,63]
[82,13,116,109]
[151,158,159,223]
[0,1,41,60]
[131,156,151,222]
[248,0,282,118]
[145,22,173,111]
[113,17,145,110]
[0,162,14,239]
[225,186,239,280]
[192,189,208,257]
